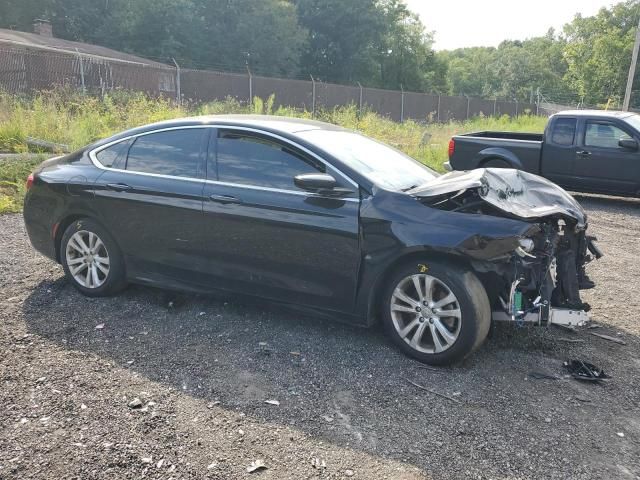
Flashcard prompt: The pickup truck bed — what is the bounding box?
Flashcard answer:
[446,110,640,197]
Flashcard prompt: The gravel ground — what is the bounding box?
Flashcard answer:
[1,194,639,479]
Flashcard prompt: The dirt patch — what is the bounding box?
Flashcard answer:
[1,194,639,479]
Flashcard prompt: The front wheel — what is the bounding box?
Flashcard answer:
[381,260,491,365]
[60,218,127,297]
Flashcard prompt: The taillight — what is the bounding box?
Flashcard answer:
[448,138,455,158]
[26,173,35,190]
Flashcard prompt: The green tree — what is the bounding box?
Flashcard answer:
[563,0,640,105]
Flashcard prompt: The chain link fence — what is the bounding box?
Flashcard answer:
[0,45,540,122]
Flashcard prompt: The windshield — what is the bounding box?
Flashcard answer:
[296,130,438,191]
[624,114,640,132]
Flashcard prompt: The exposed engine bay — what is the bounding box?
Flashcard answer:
[410,168,602,326]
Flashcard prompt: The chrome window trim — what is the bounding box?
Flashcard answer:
[88,124,361,197]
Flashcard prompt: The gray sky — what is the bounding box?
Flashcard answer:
[404,0,616,50]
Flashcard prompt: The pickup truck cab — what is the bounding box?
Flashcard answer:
[446,110,640,197]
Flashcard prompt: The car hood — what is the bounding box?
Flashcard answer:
[410,168,586,227]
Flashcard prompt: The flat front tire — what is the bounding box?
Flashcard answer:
[381,260,491,365]
[60,218,127,297]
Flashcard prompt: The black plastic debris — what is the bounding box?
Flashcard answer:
[563,360,610,382]
[529,371,559,380]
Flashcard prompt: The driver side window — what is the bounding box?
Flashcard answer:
[584,122,632,149]
[213,131,325,191]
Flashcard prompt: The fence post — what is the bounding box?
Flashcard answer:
[310,74,316,118]
[171,57,181,105]
[75,48,86,95]
[357,82,363,117]
[437,94,441,123]
[246,64,253,107]
[493,98,497,117]
[466,95,470,120]
[536,88,540,116]
[400,84,405,123]
[515,99,518,117]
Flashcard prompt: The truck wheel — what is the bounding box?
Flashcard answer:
[381,260,491,365]
[483,158,510,168]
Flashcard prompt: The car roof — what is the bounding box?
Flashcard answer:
[125,114,348,136]
[553,109,636,119]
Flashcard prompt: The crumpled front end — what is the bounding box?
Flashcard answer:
[412,168,601,326]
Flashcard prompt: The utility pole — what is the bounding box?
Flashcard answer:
[623,16,640,111]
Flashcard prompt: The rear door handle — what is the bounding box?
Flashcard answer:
[106,183,132,192]
[209,194,242,204]
[576,150,591,156]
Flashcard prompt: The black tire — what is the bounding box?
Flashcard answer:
[483,158,510,168]
[380,260,491,365]
[60,218,127,297]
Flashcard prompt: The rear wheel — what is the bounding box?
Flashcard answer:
[381,260,491,365]
[483,158,510,168]
[60,218,127,297]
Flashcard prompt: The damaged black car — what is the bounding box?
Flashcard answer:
[23,116,601,365]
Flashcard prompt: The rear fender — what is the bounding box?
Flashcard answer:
[476,147,522,169]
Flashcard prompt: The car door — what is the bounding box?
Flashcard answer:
[540,116,578,189]
[201,127,361,313]
[92,127,210,283]
[572,119,640,195]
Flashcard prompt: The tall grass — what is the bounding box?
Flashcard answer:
[0,89,547,213]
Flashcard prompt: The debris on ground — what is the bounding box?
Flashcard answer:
[246,459,267,473]
[575,396,592,403]
[590,332,626,345]
[321,415,334,422]
[558,337,585,343]
[311,458,327,469]
[345,469,355,477]
[128,397,143,409]
[415,364,444,372]
[528,371,559,380]
[95,323,105,330]
[617,432,625,438]
[404,378,462,404]
[563,360,610,382]
[264,399,280,406]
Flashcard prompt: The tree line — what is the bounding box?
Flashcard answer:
[1,0,639,106]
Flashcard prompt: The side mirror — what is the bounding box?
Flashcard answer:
[294,173,338,191]
[619,138,638,150]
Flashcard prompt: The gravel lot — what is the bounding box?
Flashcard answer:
[1,194,639,479]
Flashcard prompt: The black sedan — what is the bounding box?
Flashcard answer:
[24,115,598,364]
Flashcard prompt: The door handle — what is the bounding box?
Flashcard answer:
[209,194,242,204]
[106,182,132,192]
[576,150,591,156]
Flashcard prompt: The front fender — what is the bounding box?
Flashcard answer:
[354,189,535,322]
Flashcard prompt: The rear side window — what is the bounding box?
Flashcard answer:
[584,122,631,149]
[95,139,132,169]
[126,129,206,178]
[214,132,323,190]
[550,118,576,146]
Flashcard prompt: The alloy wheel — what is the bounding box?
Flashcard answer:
[390,274,462,354]
[65,230,110,289]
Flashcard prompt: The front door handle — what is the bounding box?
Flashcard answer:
[576,150,592,156]
[209,194,242,204]
[106,183,132,192]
